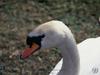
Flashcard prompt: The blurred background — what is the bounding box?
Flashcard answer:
[0,0,100,75]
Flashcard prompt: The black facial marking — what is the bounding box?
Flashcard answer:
[26,34,45,48]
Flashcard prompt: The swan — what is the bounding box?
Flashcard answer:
[20,20,100,75]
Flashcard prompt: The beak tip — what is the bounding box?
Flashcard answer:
[20,54,29,59]
[20,55,24,59]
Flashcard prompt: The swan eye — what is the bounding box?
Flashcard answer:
[26,34,45,48]
[39,34,45,38]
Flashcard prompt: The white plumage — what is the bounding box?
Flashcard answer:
[50,37,100,75]
[27,20,100,75]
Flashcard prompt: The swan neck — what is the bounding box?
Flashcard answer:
[58,37,80,75]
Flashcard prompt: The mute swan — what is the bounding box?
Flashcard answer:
[20,20,100,75]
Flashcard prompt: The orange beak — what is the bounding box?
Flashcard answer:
[21,43,40,59]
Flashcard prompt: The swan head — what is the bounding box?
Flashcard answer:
[20,21,69,59]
